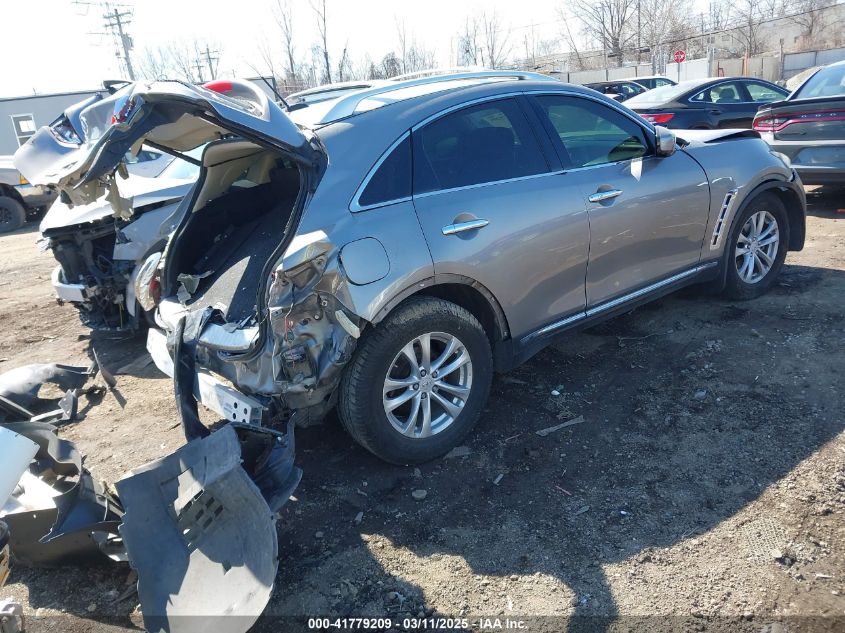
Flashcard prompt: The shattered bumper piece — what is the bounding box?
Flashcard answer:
[0,363,98,423]
[116,422,301,633]
[0,421,123,566]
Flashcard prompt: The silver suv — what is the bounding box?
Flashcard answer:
[15,71,806,464]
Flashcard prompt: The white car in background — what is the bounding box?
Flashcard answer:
[41,150,199,330]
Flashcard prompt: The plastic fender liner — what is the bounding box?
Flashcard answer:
[116,423,300,633]
[0,363,92,419]
[0,421,124,566]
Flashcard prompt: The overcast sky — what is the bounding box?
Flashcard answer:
[1,0,583,97]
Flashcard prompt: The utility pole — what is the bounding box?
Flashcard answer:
[106,6,135,80]
[74,1,136,80]
[192,58,205,83]
[203,45,219,80]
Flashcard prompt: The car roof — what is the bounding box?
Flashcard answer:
[287,70,562,126]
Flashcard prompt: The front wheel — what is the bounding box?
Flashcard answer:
[723,192,789,300]
[0,196,26,233]
[338,297,493,464]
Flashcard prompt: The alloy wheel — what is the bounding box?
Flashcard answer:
[382,332,473,438]
[735,210,779,284]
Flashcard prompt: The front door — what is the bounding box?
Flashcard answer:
[411,97,590,339]
[529,94,711,308]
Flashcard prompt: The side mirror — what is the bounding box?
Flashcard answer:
[655,126,676,157]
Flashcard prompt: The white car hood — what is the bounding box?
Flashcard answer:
[39,175,193,233]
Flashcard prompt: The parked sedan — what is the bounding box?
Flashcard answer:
[15,74,805,466]
[584,80,648,101]
[626,77,789,128]
[754,60,845,185]
[627,75,677,90]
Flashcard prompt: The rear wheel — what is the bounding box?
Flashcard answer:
[338,297,492,464]
[0,196,26,233]
[723,193,789,300]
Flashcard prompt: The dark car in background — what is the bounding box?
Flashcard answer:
[754,60,845,185]
[584,80,648,102]
[627,75,677,90]
[626,77,789,129]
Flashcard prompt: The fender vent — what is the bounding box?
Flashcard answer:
[710,189,737,249]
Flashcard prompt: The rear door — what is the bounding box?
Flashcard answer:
[688,80,757,128]
[410,96,590,339]
[528,93,711,309]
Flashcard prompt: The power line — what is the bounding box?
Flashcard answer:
[74,1,136,80]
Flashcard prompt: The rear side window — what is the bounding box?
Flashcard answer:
[690,81,745,103]
[413,99,548,194]
[358,135,412,208]
[746,82,786,103]
[535,95,650,168]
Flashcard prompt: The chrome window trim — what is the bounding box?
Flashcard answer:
[521,262,718,345]
[349,131,412,213]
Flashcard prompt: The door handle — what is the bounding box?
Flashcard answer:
[588,189,623,203]
[441,219,489,235]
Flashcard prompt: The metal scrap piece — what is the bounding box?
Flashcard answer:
[116,423,299,633]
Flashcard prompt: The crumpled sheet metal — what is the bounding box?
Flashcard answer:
[116,423,300,633]
[0,421,123,566]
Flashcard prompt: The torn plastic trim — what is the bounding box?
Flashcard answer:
[0,363,93,420]
[0,421,124,566]
[115,422,300,633]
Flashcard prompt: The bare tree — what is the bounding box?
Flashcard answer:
[455,17,481,66]
[137,40,216,83]
[311,0,332,84]
[274,0,298,84]
[733,0,769,55]
[568,0,638,66]
[336,42,352,82]
[479,10,512,68]
[395,18,437,74]
[789,0,836,47]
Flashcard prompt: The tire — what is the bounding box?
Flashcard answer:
[338,297,493,464]
[0,196,26,233]
[723,192,789,300]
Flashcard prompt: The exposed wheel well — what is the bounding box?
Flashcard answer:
[769,185,805,251]
[410,282,509,346]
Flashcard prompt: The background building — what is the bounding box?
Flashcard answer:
[0,90,102,156]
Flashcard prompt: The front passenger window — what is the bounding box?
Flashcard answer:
[535,95,650,168]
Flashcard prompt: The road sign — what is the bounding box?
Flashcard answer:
[673,49,686,64]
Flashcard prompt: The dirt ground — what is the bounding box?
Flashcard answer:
[0,186,843,633]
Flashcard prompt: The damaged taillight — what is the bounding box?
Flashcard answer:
[135,252,162,312]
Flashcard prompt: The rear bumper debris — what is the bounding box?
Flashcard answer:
[116,422,300,633]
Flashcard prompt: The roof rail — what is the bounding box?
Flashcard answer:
[389,66,488,81]
[313,70,558,124]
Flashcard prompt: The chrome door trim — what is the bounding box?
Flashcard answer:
[413,169,564,200]
[588,189,623,203]
[441,219,489,235]
[520,262,718,345]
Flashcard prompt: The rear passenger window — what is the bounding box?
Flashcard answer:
[413,99,548,194]
[536,95,650,168]
[358,134,412,208]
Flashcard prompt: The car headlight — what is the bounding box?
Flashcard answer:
[135,252,162,312]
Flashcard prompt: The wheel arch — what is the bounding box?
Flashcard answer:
[370,274,511,347]
[710,177,805,291]
[0,184,26,206]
